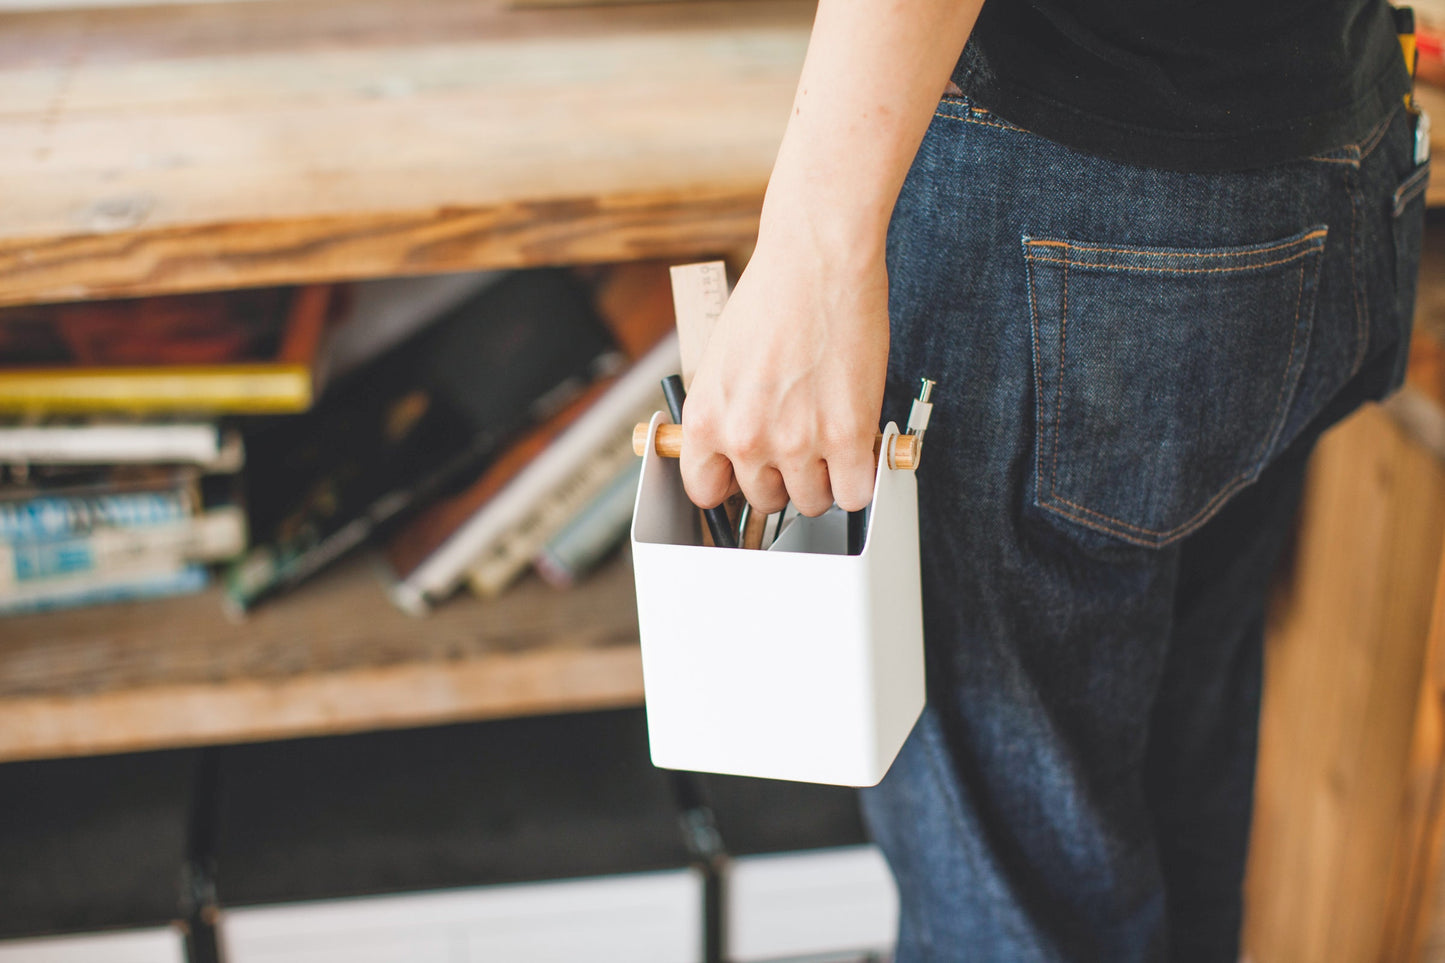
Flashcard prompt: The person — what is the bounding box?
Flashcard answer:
[678,1,1430,959]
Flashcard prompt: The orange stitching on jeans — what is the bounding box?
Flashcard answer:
[1023,231,1326,261]
[1309,144,1362,167]
[1051,260,1069,499]
[938,97,993,114]
[1044,472,1255,545]
[1023,249,1318,274]
[1359,111,1395,159]
[1252,260,1306,467]
[1050,466,1255,538]
[1040,503,1167,547]
[1026,253,1047,491]
[932,110,1027,134]
[1396,166,1431,213]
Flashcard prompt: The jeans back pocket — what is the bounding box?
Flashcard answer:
[1022,227,1327,547]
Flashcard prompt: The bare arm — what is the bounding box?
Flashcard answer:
[680,0,985,517]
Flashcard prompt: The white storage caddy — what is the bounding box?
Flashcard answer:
[630,414,925,787]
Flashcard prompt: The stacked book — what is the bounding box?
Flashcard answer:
[1,262,678,618]
[0,285,337,614]
[228,262,677,616]
[381,262,676,613]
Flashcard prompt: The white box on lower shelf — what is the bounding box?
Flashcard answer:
[222,868,703,963]
[726,845,898,962]
[0,926,186,963]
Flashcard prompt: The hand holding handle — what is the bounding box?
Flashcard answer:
[634,422,919,472]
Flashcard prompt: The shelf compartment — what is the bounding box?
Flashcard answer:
[0,556,643,762]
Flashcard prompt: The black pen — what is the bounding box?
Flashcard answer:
[847,507,868,556]
[660,375,738,549]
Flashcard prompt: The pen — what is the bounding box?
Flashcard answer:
[849,377,936,555]
[660,375,738,549]
[847,506,867,556]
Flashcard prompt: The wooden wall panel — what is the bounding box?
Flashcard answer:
[1245,404,1445,962]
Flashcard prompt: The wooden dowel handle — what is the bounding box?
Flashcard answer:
[632,422,919,471]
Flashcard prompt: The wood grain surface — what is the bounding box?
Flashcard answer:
[1245,403,1445,962]
[1419,84,1445,209]
[0,555,643,761]
[0,0,812,306]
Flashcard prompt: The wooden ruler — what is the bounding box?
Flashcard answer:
[667,260,768,547]
[668,261,729,390]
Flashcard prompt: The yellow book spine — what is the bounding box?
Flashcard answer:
[0,365,314,414]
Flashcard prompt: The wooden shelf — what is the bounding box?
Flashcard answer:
[0,0,812,307]
[0,555,643,763]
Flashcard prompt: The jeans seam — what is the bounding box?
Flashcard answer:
[1025,240,1048,513]
[1358,108,1396,160]
[1023,248,1318,275]
[1309,143,1362,168]
[1043,481,1254,546]
[1394,163,1431,214]
[1025,231,1326,261]
[1256,257,1310,464]
[933,109,1029,136]
[1051,259,1069,500]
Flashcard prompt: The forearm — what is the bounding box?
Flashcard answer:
[679,0,984,516]
[761,0,985,266]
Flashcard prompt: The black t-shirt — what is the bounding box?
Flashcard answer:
[954,0,1412,171]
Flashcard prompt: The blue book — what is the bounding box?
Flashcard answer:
[534,458,641,588]
[0,489,193,542]
[0,564,208,616]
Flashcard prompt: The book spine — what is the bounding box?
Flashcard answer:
[0,488,196,541]
[0,564,208,617]
[0,423,227,466]
[0,366,315,415]
[397,333,678,607]
[535,458,642,589]
[0,508,244,590]
[464,427,639,598]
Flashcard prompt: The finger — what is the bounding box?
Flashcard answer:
[680,445,736,510]
[735,463,789,516]
[826,444,877,513]
[782,458,834,517]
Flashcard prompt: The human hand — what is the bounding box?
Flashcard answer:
[678,227,889,518]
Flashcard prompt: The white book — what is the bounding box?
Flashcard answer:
[389,333,678,613]
[0,423,239,469]
[464,421,647,598]
[0,927,186,963]
[323,271,503,382]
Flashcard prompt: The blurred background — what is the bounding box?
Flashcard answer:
[0,0,1440,961]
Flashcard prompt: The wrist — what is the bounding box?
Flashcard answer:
[756,166,891,278]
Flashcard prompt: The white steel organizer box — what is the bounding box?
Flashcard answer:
[630,414,926,787]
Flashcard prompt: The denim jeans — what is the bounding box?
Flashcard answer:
[861,96,1429,962]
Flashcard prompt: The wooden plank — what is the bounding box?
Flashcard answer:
[1245,403,1445,962]
[1378,539,1445,961]
[1409,217,1445,413]
[0,0,812,306]
[0,555,643,762]
[1420,84,1445,209]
